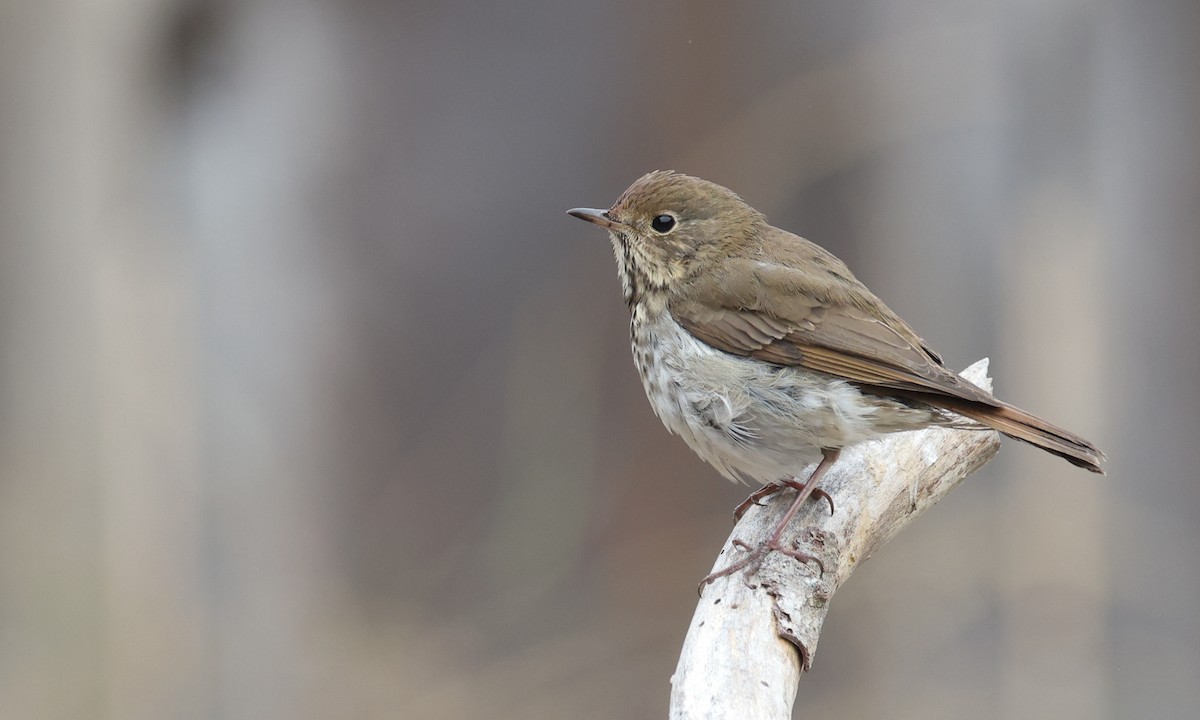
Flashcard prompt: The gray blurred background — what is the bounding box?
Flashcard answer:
[1,1,1197,718]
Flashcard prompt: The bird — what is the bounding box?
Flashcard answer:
[567,171,1105,586]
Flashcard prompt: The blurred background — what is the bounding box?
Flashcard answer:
[1,0,1197,718]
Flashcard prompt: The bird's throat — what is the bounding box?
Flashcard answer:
[610,232,670,309]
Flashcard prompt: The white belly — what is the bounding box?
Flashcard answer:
[630,307,923,485]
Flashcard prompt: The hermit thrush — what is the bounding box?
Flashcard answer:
[568,171,1105,585]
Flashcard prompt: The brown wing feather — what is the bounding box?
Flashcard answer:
[670,230,999,406]
[669,228,1105,473]
[632,199,1108,472]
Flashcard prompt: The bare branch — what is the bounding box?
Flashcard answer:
[669,359,1001,720]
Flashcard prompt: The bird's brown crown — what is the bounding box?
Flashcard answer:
[604,172,767,295]
[610,170,765,243]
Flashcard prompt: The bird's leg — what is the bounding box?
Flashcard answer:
[700,448,841,593]
[732,478,835,521]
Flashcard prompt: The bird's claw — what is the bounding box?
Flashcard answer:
[732,479,835,521]
[697,537,824,596]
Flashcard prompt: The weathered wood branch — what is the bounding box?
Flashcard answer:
[669,359,1001,720]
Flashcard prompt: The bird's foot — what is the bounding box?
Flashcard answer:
[702,449,842,595]
[697,538,824,595]
[732,478,834,521]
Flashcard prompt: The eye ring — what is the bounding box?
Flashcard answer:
[650,214,677,234]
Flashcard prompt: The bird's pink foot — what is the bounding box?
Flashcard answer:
[698,538,823,594]
[701,449,841,595]
[733,478,835,521]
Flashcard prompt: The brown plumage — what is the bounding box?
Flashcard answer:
[670,232,1104,474]
[569,170,1105,584]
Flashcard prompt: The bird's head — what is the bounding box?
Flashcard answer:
[568,171,765,304]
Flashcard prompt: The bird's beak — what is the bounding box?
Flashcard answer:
[567,207,624,231]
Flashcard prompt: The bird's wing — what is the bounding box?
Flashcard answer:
[670,253,1000,406]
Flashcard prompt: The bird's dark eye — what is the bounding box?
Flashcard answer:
[651,214,676,233]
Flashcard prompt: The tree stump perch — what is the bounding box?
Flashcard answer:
[669,359,1002,720]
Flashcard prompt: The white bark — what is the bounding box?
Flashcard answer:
[669,359,1002,720]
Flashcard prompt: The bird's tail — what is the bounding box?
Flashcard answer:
[928,396,1106,474]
